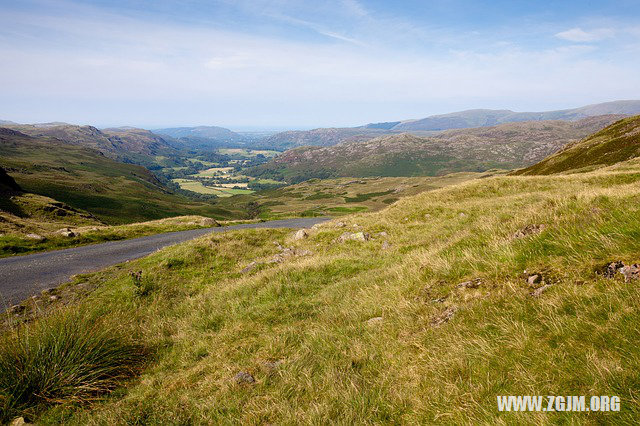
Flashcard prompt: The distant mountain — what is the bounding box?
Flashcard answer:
[514,115,640,175]
[1,123,180,166]
[246,115,623,183]
[261,100,640,150]
[154,126,245,149]
[386,100,640,131]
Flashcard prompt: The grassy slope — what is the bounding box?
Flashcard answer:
[0,215,222,258]
[6,156,640,423]
[220,172,500,219]
[0,131,237,223]
[515,115,640,175]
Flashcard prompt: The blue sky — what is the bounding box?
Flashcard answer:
[1,0,639,129]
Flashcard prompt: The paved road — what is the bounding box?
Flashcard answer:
[0,217,329,308]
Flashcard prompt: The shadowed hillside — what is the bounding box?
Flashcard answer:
[0,129,235,223]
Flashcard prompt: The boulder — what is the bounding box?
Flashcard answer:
[200,218,220,227]
[56,227,75,237]
[293,229,309,240]
[25,233,44,241]
[234,371,255,384]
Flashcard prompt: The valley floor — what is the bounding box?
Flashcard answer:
[3,159,640,423]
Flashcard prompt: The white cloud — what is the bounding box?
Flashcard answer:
[555,27,615,42]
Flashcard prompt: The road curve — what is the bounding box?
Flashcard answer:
[0,217,329,308]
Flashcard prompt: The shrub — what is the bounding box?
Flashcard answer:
[0,310,147,422]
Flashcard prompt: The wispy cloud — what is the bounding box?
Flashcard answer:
[555,27,615,42]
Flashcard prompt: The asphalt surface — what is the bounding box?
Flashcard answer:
[0,217,329,308]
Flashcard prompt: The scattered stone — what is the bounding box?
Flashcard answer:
[431,306,458,327]
[531,284,552,297]
[49,295,59,302]
[366,316,383,325]
[9,417,31,426]
[458,212,467,218]
[351,232,370,242]
[293,229,309,240]
[263,360,284,373]
[234,371,255,384]
[513,224,546,239]
[241,261,259,273]
[335,221,346,228]
[456,279,482,289]
[527,274,543,287]
[25,233,44,241]
[620,264,640,282]
[381,241,391,250]
[377,231,388,237]
[56,227,75,237]
[432,296,448,303]
[200,218,220,227]
[603,261,625,278]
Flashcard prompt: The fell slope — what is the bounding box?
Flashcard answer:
[514,115,640,175]
[249,116,622,182]
[10,152,640,423]
[0,129,233,223]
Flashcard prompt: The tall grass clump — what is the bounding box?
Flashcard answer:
[0,310,148,422]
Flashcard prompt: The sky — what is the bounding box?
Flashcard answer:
[1,0,639,130]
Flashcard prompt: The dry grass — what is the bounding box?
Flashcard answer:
[5,160,640,424]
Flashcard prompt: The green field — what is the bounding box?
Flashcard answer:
[173,179,254,197]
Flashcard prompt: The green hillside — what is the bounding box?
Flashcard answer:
[248,116,622,183]
[0,129,237,223]
[514,115,640,175]
[4,126,640,422]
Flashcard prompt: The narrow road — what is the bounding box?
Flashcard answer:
[0,217,329,308]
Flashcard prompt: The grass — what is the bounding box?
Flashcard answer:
[2,156,640,423]
[0,309,147,423]
[172,179,254,197]
[0,215,224,258]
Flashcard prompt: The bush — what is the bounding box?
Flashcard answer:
[0,310,147,422]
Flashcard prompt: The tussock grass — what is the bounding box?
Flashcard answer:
[6,158,640,423]
[0,310,147,422]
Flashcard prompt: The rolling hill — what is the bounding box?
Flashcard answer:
[514,115,640,175]
[1,123,181,166]
[248,115,623,182]
[0,128,237,223]
[154,126,246,149]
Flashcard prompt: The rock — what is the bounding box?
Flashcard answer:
[377,231,388,237]
[200,218,220,227]
[335,221,346,228]
[49,295,59,301]
[432,296,447,303]
[366,316,383,325]
[293,229,309,240]
[263,360,284,373]
[241,261,259,273]
[458,212,467,218]
[337,232,352,243]
[351,232,370,242]
[531,284,552,297]
[9,418,31,426]
[25,233,44,241]
[513,224,546,239]
[431,306,458,327]
[620,264,640,282]
[381,241,391,250]
[56,227,75,237]
[8,304,24,314]
[527,274,543,287]
[604,261,625,278]
[457,279,482,289]
[234,371,255,384]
